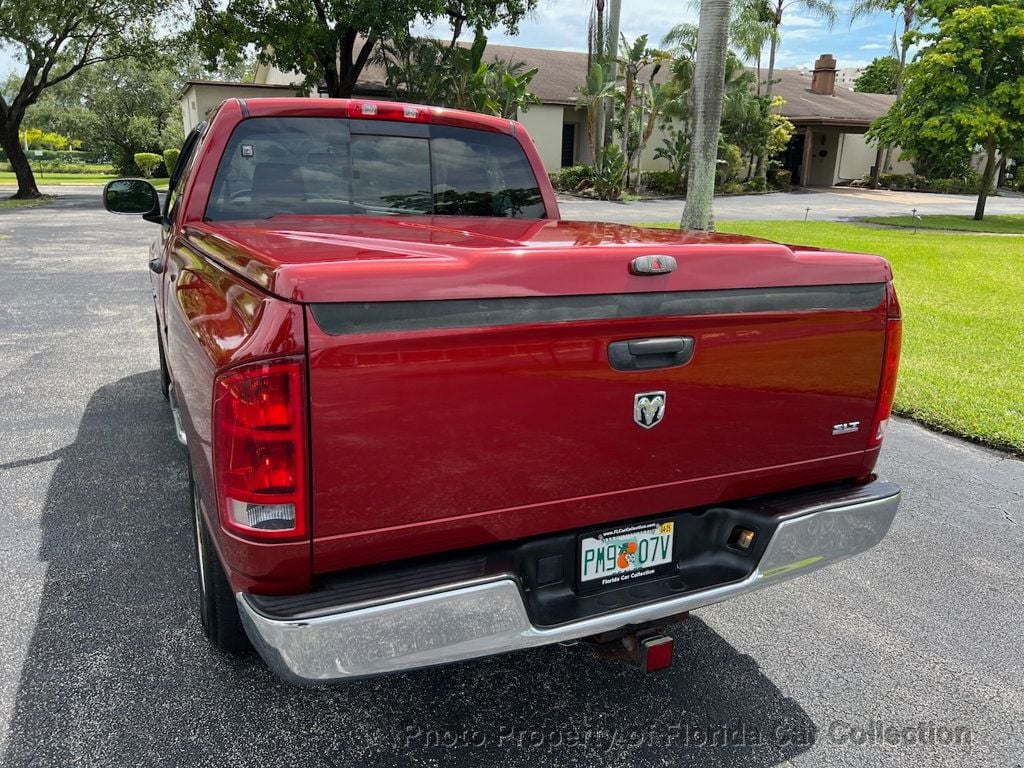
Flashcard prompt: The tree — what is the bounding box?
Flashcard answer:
[850,0,923,172]
[739,0,837,183]
[376,29,538,118]
[77,58,184,173]
[193,0,536,99]
[854,56,899,93]
[868,1,1024,219]
[682,0,733,230]
[575,62,616,163]
[0,0,156,198]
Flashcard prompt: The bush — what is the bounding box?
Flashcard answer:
[716,143,744,188]
[32,160,115,175]
[134,152,163,178]
[163,148,181,176]
[745,176,767,193]
[769,168,793,189]
[592,146,627,200]
[640,169,685,195]
[549,165,594,192]
[0,149,110,164]
[870,171,986,195]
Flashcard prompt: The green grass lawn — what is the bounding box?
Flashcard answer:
[863,214,1024,234]
[0,172,168,190]
[0,196,55,209]
[640,221,1024,454]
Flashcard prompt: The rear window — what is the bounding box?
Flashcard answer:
[205,117,546,221]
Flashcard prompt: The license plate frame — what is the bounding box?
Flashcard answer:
[577,520,676,592]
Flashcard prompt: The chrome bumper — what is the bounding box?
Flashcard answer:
[238,482,900,684]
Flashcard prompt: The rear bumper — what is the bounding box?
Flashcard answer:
[238,480,900,684]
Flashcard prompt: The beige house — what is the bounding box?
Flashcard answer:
[179,46,908,186]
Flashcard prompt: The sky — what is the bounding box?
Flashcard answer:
[414,0,903,71]
[1,0,902,82]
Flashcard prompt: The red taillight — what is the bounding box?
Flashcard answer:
[870,285,903,447]
[214,360,307,541]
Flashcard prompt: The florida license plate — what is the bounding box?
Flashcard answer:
[579,521,675,587]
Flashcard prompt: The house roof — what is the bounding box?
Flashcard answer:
[248,39,892,128]
[356,43,894,127]
[179,79,301,100]
[768,69,895,128]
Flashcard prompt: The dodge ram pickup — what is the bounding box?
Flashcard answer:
[104,98,902,684]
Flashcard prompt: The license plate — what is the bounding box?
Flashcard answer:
[579,521,675,587]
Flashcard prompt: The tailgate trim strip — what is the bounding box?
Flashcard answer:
[310,283,886,335]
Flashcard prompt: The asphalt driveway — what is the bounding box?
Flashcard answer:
[558,186,1024,223]
[0,192,1021,767]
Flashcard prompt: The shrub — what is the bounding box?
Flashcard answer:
[641,169,684,195]
[32,160,116,175]
[770,168,793,188]
[745,176,767,193]
[163,148,181,176]
[591,146,627,200]
[716,143,744,188]
[134,152,163,178]
[869,171,987,195]
[549,165,594,192]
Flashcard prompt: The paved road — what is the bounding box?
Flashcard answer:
[558,186,1024,224]
[1,192,1022,767]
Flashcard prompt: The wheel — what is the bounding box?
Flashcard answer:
[190,465,250,653]
[156,311,170,401]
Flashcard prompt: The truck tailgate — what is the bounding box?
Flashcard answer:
[305,280,888,574]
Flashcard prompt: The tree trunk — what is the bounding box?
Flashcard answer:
[603,0,621,148]
[974,141,998,221]
[0,124,40,199]
[869,146,883,189]
[755,15,781,183]
[681,0,731,231]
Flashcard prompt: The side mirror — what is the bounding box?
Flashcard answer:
[103,179,161,223]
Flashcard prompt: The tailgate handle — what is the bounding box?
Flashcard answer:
[608,337,695,371]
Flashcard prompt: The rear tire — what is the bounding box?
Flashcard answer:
[190,465,250,653]
[156,311,170,401]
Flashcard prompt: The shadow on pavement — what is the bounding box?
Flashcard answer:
[4,371,816,767]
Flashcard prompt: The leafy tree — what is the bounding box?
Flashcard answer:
[0,0,157,197]
[854,56,899,93]
[193,0,536,98]
[728,0,837,183]
[24,57,183,174]
[682,0,732,230]
[376,30,538,118]
[79,59,184,173]
[869,1,1024,219]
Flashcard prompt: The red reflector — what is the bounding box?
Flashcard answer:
[642,635,674,672]
[214,360,307,541]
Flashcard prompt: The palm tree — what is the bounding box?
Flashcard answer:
[751,0,837,182]
[681,0,733,230]
[575,63,615,164]
[850,0,921,171]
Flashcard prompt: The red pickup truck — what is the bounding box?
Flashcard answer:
[104,98,902,684]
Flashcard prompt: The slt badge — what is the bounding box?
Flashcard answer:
[634,391,666,429]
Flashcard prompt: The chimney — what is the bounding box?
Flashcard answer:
[810,54,837,96]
